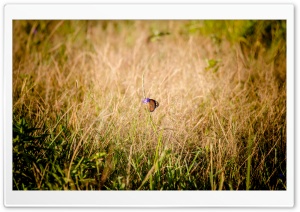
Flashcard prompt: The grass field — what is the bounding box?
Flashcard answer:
[13,20,286,190]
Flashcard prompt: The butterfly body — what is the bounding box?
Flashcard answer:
[142,98,159,112]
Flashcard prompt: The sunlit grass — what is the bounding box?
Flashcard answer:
[13,20,286,190]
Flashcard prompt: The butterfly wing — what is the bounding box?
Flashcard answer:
[149,99,159,112]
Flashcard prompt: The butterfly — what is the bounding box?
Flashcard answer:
[142,98,159,112]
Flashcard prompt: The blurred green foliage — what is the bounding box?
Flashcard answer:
[183,20,286,47]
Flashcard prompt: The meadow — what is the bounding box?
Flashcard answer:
[13,20,286,190]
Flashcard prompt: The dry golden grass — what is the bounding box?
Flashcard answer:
[13,20,286,190]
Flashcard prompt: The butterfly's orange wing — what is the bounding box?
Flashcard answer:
[149,99,159,112]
